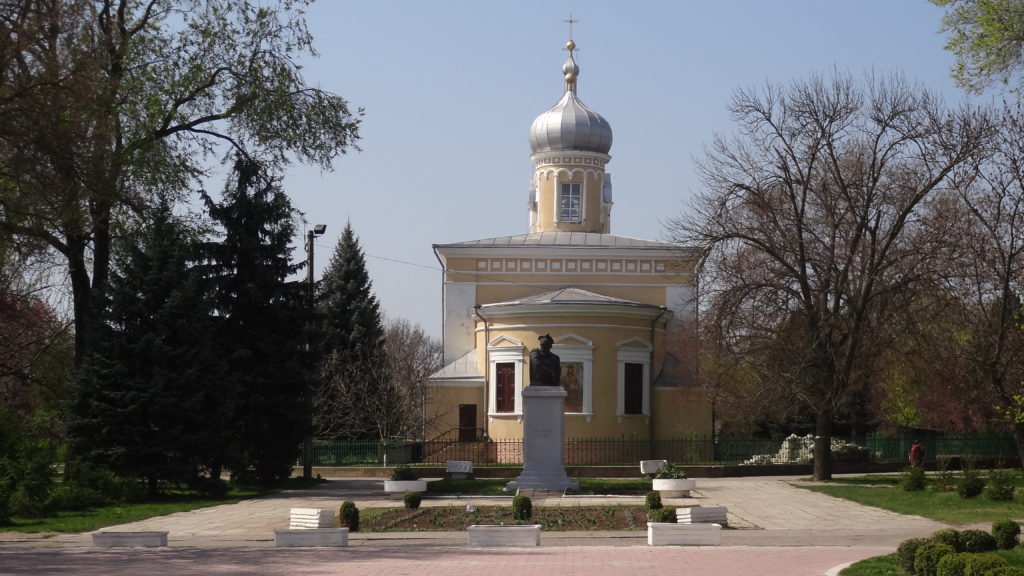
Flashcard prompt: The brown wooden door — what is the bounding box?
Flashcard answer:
[458,404,477,442]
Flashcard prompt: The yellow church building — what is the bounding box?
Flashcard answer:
[425,37,711,457]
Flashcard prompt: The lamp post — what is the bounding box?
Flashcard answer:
[303,224,327,480]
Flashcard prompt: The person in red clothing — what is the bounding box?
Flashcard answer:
[909,440,924,467]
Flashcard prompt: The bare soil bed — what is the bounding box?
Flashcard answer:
[359,505,650,532]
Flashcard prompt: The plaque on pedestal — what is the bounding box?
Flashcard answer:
[507,386,578,491]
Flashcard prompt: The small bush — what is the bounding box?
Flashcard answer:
[992,519,1020,550]
[960,529,997,553]
[648,506,677,523]
[403,491,422,510]
[932,529,963,552]
[962,552,1006,575]
[902,465,927,491]
[390,465,419,481]
[512,494,532,521]
[985,469,1016,502]
[645,491,663,510]
[915,542,955,576]
[985,566,1024,576]
[958,468,985,499]
[653,462,687,479]
[897,538,929,574]
[339,500,359,532]
[832,443,872,462]
[936,552,968,576]
[188,476,229,498]
[45,483,109,511]
[936,456,955,492]
[960,529,997,555]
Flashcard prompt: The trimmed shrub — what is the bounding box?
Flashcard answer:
[958,468,985,499]
[902,465,927,491]
[992,519,1020,550]
[932,529,963,552]
[985,469,1016,502]
[645,491,663,511]
[188,476,229,498]
[339,500,359,532]
[390,465,419,481]
[936,457,955,493]
[403,491,421,510]
[45,483,109,511]
[915,542,956,576]
[962,552,1006,576]
[936,552,968,576]
[512,494,532,521]
[649,506,677,523]
[960,529,997,553]
[985,566,1024,576]
[898,538,929,574]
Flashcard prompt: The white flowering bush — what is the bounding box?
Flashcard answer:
[741,434,872,465]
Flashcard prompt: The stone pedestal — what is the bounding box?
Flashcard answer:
[507,386,578,491]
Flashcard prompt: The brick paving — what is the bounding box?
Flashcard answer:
[0,475,952,576]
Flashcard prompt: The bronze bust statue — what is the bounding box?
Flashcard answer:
[529,334,561,386]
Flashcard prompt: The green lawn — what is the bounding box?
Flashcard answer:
[840,550,1024,575]
[1,478,321,534]
[803,482,1024,525]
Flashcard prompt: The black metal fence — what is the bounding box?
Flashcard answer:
[306,435,1019,467]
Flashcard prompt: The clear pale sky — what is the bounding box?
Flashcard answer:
[276,0,981,338]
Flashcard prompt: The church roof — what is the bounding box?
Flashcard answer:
[435,232,676,250]
[427,349,483,382]
[489,287,639,306]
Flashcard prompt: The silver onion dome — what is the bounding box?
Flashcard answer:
[529,40,612,155]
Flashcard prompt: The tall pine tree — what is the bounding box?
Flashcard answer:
[201,158,313,485]
[314,221,386,439]
[70,199,224,496]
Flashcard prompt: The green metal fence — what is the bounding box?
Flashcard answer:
[306,435,1019,467]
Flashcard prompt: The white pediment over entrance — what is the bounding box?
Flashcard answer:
[488,334,524,348]
[616,336,652,351]
[554,333,593,348]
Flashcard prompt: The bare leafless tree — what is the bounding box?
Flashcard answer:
[936,101,1024,461]
[667,71,993,479]
[313,317,441,441]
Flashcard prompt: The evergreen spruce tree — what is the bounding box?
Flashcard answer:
[70,199,224,496]
[201,158,313,485]
[315,222,386,439]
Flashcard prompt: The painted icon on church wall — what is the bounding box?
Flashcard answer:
[562,362,582,413]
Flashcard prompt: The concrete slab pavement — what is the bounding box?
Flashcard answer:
[0,475,955,575]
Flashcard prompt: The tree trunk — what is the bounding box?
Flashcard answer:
[1013,422,1024,472]
[813,409,833,481]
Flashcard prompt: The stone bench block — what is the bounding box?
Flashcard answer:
[677,506,728,526]
[647,522,721,546]
[640,460,667,475]
[289,507,334,529]
[446,460,473,479]
[274,528,349,547]
[92,531,168,548]
[467,524,541,547]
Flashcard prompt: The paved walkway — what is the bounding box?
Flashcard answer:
[0,475,952,576]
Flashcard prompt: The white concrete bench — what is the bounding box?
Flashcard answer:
[274,528,349,547]
[467,524,541,547]
[289,507,334,529]
[92,531,168,548]
[446,460,473,479]
[647,522,721,546]
[640,459,667,475]
[677,506,728,526]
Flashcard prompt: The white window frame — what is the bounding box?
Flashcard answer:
[558,182,582,222]
[616,339,652,420]
[553,338,594,421]
[488,343,525,417]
